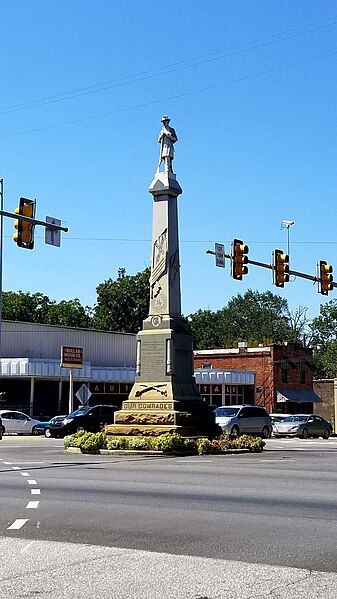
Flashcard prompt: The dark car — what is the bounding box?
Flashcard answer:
[46,404,118,438]
[31,415,66,437]
[0,414,2,440]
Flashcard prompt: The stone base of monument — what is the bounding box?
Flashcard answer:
[105,386,219,438]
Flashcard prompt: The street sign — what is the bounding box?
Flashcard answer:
[76,384,92,406]
[61,346,83,369]
[45,216,61,247]
[215,242,225,268]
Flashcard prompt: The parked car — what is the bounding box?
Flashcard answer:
[46,404,119,438]
[33,415,66,436]
[214,405,272,438]
[0,410,42,435]
[273,414,333,439]
[0,415,2,440]
[270,413,291,423]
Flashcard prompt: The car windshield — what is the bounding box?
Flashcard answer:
[215,407,240,417]
[68,407,91,418]
[283,416,308,423]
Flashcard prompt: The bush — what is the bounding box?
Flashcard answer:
[127,436,154,450]
[64,431,265,454]
[183,438,198,454]
[107,436,128,450]
[153,433,185,453]
[196,437,212,455]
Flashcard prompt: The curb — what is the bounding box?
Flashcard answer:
[64,447,259,456]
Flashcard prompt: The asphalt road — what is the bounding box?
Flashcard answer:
[1,436,337,598]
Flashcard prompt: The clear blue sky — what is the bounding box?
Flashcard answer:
[1,0,337,322]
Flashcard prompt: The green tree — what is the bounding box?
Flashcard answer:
[189,289,305,350]
[311,299,337,377]
[92,267,150,333]
[2,291,91,328]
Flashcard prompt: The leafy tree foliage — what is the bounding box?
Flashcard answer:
[311,299,337,377]
[92,267,150,333]
[189,289,306,350]
[3,291,91,328]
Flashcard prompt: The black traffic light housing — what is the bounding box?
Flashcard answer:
[319,260,333,295]
[273,249,290,288]
[13,197,36,250]
[232,239,249,280]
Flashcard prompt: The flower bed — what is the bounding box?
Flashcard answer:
[64,430,265,454]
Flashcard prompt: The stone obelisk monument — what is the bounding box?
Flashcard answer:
[107,116,215,437]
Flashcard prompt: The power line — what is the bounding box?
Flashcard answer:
[1,47,337,140]
[2,17,336,115]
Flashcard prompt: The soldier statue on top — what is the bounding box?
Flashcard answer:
[157,116,178,174]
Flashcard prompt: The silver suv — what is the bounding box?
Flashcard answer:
[214,405,272,438]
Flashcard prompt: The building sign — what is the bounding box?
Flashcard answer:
[120,383,132,394]
[89,382,105,394]
[105,383,120,394]
[60,346,83,369]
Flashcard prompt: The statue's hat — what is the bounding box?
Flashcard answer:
[161,115,170,123]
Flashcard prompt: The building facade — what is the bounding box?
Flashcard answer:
[194,343,320,414]
[0,321,136,418]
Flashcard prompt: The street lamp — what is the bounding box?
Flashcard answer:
[281,219,295,257]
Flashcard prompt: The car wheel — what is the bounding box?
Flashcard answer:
[31,426,38,435]
[323,429,330,439]
[261,426,270,439]
[230,425,240,438]
[2,426,5,435]
[44,428,52,438]
[301,428,309,439]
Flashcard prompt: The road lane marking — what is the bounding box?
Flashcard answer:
[31,489,41,495]
[7,519,29,530]
[20,540,35,553]
[27,479,37,485]
[20,472,30,477]
[12,466,21,470]
[26,501,39,509]
[3,461,12,465]
[12,461,45,464]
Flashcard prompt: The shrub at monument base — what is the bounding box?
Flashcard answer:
[64,431,265,454]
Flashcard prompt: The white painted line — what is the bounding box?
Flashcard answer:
[27,479,37,485]
[3,461,12,465]
[12,466,21,470]
[20,472,30,477]
[20,540,35,553]
[31,489,41,495]
[13,461,44,464]
[7,519,29,530]
[26,501,39,509]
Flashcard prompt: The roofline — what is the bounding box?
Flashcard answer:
[3,320,137,337]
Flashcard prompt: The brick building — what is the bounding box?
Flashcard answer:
[194,343,321,414]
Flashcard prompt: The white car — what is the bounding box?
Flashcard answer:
[0,410,42,435]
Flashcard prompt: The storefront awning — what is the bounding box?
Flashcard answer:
[277,389,322,403]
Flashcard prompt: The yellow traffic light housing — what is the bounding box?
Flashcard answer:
[273,249,289,287]
[13,197,36,249]
[319,260,333,295]
[232,238,249,280]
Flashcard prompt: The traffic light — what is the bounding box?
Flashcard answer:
[319,260,333,295]
[13,197,36,249]
[232,239,249,280]
[273,249,289,287]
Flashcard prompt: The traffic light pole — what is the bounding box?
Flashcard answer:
[0,180,3,359]
[0,209,69,233]
[206,249,337,289]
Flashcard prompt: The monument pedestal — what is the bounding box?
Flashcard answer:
[106,119,217,439]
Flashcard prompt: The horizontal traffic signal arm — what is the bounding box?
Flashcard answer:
[206,247,337,292]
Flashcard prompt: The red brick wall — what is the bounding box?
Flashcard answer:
[194,344,314,413]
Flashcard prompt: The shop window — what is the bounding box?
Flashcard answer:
[201,363,212,369]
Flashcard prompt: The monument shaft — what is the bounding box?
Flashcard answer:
[106,117,215,437]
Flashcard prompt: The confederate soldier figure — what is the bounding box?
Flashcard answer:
[157,116,178,173]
